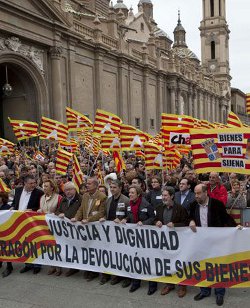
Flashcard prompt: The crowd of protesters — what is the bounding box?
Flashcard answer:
[0,142,248,306]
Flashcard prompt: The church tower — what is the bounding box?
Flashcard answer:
[200,0,231,87]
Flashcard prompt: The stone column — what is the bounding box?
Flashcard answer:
[50,45,64,122]
[188,90,193,116]
[127,62,134,125]
[94,51,104,110]
[156,74,164,131]
[142,68,149,131]
[199,91,204,119]
[67,39,76,107]
[117,58,127,120]
[170,87,176,114]
[193,90,198,118]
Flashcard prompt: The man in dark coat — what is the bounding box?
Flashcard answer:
[189,184,236,306]
[174,178,195,213]
[12,175,44,274]
[156,186,189,298]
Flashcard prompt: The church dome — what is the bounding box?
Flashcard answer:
[154,27,171,40]
[114,0,128,10]
[174,47,200,62]
[139,0,153,3]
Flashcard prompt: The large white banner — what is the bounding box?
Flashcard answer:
[0,211,250,288]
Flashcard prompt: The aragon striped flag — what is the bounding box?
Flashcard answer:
[101,135,121,151]
[227,111,243,128]
[40,117,68,141]
[0,178,10,193]
[56,148,73,175]
[8,117,39,141]
[161,113,194,129]
[144,142,163,170]
[93,109,122,136]
[120,124,149,151]
[59,140,79,153]
[0,138,15,156]
[66,107,92,131]
[246,93,250,115]
[72,155,84,192]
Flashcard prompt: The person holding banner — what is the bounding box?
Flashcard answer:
[12,175,44,274]
[146,176,163,209]
[155,186,189,298]
[189,184,237,306]
[72,177,106,281]
[99,179,130,286]
[121,185,155,295]
[55,181,82,277]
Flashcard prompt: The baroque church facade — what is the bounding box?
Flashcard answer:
[0,0,231,141]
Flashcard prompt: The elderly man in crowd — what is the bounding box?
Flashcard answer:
[99,179,130,286]
[72,177,106,281]
[54,181,82,277]
[207,172,228,206]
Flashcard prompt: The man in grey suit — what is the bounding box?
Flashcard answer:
[99,179,130,286]
[174,178,195,213]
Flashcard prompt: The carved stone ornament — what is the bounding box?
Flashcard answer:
[0,36,44,74]
[49,46,63,59]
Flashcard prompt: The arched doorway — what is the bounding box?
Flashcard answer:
[0,53,49,142]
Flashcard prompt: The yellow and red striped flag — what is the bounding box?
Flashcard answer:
[120,124,149,151]
[113,151,126,173]
[161,113,194,129]
[200,120,215,129]
[56,148,73,175]
[59,140,79,153]
[227,111,243,128]
[135,150,145,160]
[144,142,163,170]
[40,117,68,141]
[93,109,122,136]
[72,155,85,191]
[66,107,92,131]
[101,135,121,151]
[246,93,250,115]
[8,118,39,141]
[0,178,10,193]
[0,138,15,156]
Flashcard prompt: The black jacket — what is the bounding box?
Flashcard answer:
[189,197,236,227]
[12,187,44,211]
[126,197,155,225]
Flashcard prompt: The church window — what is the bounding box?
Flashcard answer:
[135,117,140,128]
[141,23,144,32]
[211,41,216,59]
[210,0,214,17]
[150,119,155,129]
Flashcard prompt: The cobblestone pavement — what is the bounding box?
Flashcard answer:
[0,263,248,308]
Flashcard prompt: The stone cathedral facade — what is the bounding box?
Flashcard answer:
[0,0,231,141]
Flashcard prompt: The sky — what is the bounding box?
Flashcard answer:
[122,0,249,93]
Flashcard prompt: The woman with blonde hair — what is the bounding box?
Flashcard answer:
[38,179,62,214]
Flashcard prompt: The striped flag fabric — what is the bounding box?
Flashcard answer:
[59,140,79,153]
[72,155,84,191]
[120,124,149,151]
[0,178,10,193]
[66,107,92,131]
[0,138,15,156]
[135,150,145,160]
[56,148,73,175]
[93,109,122,136]
[113,151,126,173]
[227,111,243,128]
[40,117,68,141]
[101,135,121,151]
[200,120,215,129]
[246,93,250,115]
[161,113,194,129]
[144,142,163,170]
[8,118,39,141]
